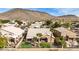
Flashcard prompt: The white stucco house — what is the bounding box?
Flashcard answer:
[55,27,77,39]
[26,28,54,43]
[0,26,24,47]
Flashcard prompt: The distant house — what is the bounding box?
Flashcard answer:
[55,27,77,39]
[30,22,43,28]
[26,28,54,43]
[0,26,24,47]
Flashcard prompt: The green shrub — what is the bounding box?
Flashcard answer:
[54,36,67,48]
[15,20,23,25]
[51,22,61,28]
[0,36,7,48]
[0,20,10,23]
[21,42,32,48]
[40,42,51,48]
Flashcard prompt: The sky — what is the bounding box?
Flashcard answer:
[0,8,79,16]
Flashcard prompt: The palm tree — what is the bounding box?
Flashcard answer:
[53,30,66,48]
[36,33,42,48]
[59,36,66,48]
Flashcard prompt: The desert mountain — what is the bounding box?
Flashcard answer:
[0,8,55,22]
[0,8,79,22]
[57,15,79,21]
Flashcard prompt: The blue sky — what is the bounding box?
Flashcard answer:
[0,8,79,16]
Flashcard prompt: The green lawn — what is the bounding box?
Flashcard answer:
[20,42,32,48]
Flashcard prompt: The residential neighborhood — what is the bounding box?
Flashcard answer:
[0,8,79,50]
[0,19,79,49]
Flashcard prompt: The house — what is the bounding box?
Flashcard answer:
[30,22,43,28]
[26,28,54,43]
[55,27,77,39]
[0,26,24,47]
[55,27,78,48]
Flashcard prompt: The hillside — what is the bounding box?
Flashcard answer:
[0,8,79,22]
[0,8,54,22]
[57,15,79,21]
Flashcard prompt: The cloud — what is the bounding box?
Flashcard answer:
[26,8,79,16]
[57,8,79,16]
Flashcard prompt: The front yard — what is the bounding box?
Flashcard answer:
[20,42,32,48]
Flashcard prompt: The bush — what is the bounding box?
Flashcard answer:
[54,36,67,48]
[40,42,51,48]
[51,22,61,28]
[45,20,52,26]
[36,33,42,37]
[0,36,7,48]
[15,20,23,25]
[63,23,71,28]
[0,20,10,23]
[21,42,32,48]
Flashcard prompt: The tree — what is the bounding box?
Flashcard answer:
[63,23,71,29]
[37,33,42,37]
[40,42,51,48]
[54,36,66,48]
[32,37,38,47]
[45,20,52,25]
[53,30,61,37]
[15,20,23,25]
[59,36,66,48]
[54,37,61,47]
[51,22,61,28]
[44,20,52,27]
[36,33,43,48]
[33,37,38,42]
[0,36,7,48]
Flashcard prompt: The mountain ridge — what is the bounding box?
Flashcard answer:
[0,8,78,22]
